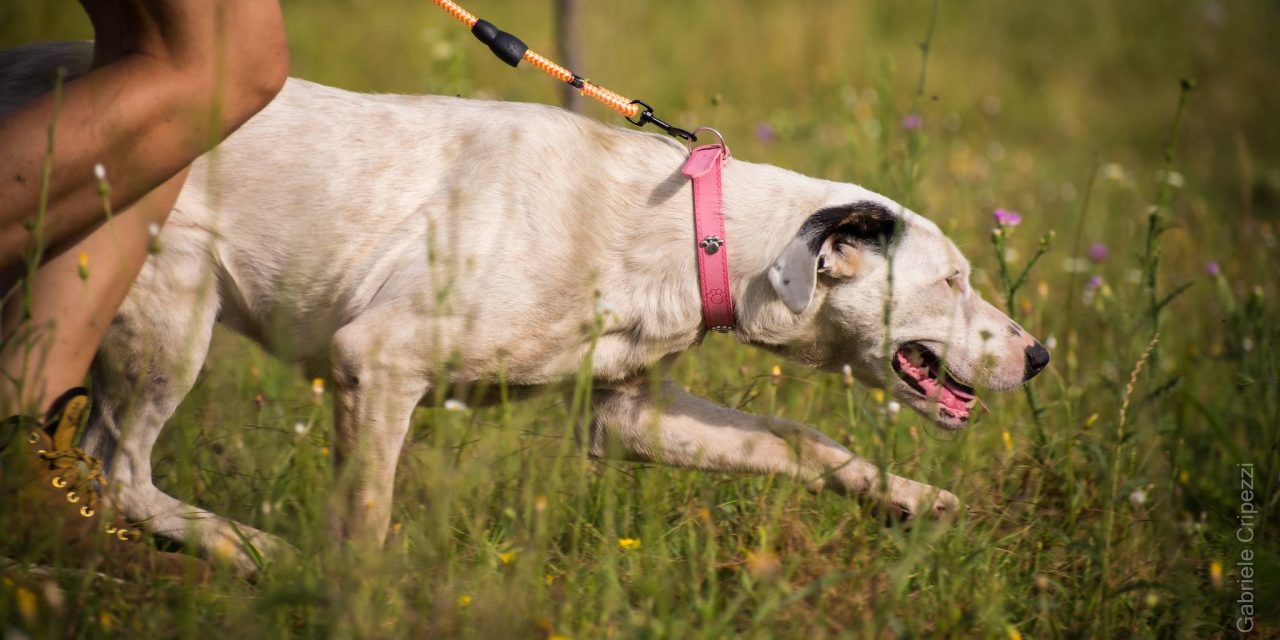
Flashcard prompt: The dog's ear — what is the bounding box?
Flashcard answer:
[767,202,898,314]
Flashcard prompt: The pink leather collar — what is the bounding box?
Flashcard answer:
[682,143,734,332]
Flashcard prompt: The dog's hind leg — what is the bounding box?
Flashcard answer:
[328,310,431,546]
[85,227,284,572]
[589,379,959,520]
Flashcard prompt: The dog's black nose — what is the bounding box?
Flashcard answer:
[1024,342,1050,379]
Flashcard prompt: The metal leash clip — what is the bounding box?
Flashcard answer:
[627,100,697,142]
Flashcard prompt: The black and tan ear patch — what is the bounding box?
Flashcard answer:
[768,201,901,314]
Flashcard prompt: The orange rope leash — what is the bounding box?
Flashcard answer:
[430,0,695,139]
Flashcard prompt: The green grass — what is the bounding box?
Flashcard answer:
[3,0,1279,637]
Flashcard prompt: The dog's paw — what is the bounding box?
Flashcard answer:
[884,480,959,521]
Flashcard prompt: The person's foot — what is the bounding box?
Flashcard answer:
[1,388,209,582]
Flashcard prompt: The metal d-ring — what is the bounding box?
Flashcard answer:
[687,127,731,157]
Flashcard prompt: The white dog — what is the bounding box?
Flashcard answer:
[2,42,1048,571]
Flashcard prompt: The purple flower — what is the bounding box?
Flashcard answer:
[1085,275,1104,291]
[993,208,1022,226]
[754,122,776,144]
[1087,243,1108,263]
[902,114,922,130]
[1205,261,1220,277]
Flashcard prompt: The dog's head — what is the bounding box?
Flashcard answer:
[764,198,1049,429]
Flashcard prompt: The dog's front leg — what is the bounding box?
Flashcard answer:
[329,320,430,545]
[589,379,958,519]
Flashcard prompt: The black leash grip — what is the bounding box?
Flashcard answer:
[471,19,528,67]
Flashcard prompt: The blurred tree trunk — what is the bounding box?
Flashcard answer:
[554,0,582,113]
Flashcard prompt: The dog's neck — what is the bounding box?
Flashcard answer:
[718,159,848,349]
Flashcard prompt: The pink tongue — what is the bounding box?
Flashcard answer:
[895,351,973,414]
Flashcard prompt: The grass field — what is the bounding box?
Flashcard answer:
[2,0,1279,637]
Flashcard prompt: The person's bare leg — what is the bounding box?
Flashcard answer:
[0,0,289,268]
[0,0,288,415]
[1,170,185,411]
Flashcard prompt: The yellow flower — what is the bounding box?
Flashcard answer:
[319,447,330,456]
[16,587,37,623]
[499,551,516,565]
[1006,625,1023,640]
[1209,561,1223,588]
[544,574,555,586]
[99,610,115,631]
[770,365,782,384]
[77,252,89,281]
[311,377,325,396]
[457,594,472,608]
[1002,430,1013,453]
[1085,413,1099,428]
[1179,470,1190,484]
[534,495,548,512]
[549,635,569,640]
[618,538,641,551]
[872,389,885,404]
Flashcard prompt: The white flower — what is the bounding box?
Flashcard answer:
[1044,336,1058,350]
[1129,488,1147,507]
[1157,170,1185,189]
[293,421,308,435]
[886,401,901,417]
[443,398,468,412]
[93,163,106,181]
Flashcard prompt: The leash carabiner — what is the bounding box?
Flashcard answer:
[626,100,697,142]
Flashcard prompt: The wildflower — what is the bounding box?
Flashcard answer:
[1002,430,1013,453]
[754,122,776,144]
[499,551,516,565]
[770,365,782,385]
[293,421,308,435]
[93,163,107,181]
[99,610,115,631]
[841,363,854,387]
[254,393,265,408]
[15,587,37,623]
[872,389,885,404]
[1006,625,1023,640]
[443,398,468,411]
[1157,170,1185,189]
[1085,413,1099,428]
[1144,592,1160,608]
[1085,275,1104,292]
[1101,163,1126,181]
[549,635,569,640]
[1036,280,1050,298]
[885,401,901,419]
[534,495,548,512]
[78,252,89,281]
[901,114,922,130]
[617,537,641,551]
[544,574,555,586]
[1209,561,1223,588]
[993,208,1022,226]
[457,594,472,608]
[1033,574,1050,592]
[1178,470,1190,484]
[1044,335,1057,350]
[311,377,325,396]
[745,549,781,580]
[1204,261,1220,277]
[1129,487,1147,507]
[319,447,330,456]
[1087,243,1108,263]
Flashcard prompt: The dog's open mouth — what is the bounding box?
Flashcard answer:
[892,342,977,422]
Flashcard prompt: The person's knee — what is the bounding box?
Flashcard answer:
[224,35,289,128]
